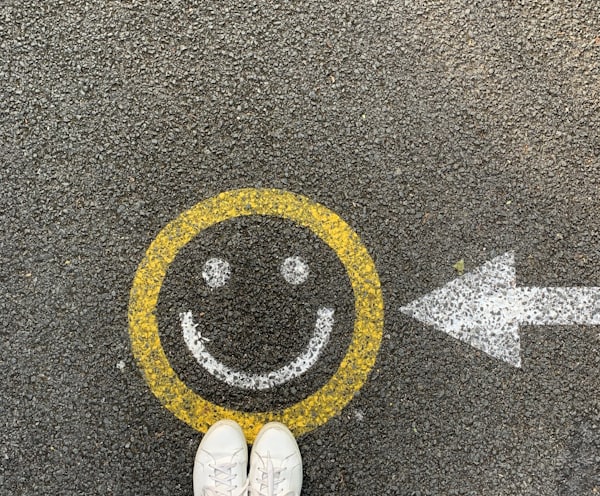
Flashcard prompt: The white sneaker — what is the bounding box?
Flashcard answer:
[194,420,249,496]
[248,422,302,496]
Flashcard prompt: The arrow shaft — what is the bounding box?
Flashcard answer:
[512,287,600,326]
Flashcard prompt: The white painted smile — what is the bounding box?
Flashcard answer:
[179,307,334,390]
[178,255,335,390]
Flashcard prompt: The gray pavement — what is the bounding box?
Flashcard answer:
[1,1,600,495]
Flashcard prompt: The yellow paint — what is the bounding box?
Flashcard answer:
[128,188,384,442]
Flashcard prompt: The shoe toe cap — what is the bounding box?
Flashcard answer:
[196,420,247,462]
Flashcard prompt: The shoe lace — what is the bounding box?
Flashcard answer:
[204,460,249,496]
[252,455,295,496]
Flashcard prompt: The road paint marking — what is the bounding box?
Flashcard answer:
[180,307,335,390]
[191,255,330,389]
[202,258,231,289]
[128,188,384,442]
[280,256,310,285]
[401,251,600,367]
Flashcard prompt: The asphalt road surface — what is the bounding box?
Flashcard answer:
[2,1,600,495]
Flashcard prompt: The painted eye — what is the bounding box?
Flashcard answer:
[280,256,309,285]
[202,258,231,288]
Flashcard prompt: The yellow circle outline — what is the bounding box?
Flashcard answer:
[128,188,384,442]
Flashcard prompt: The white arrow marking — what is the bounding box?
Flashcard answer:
[180,307,334,390]
[400,252,600,368]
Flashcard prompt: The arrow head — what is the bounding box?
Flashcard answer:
[401,252,522,367]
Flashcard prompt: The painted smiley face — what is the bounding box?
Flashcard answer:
[132,189,383,440]
[179,255,336,390]
[157,214,356,405]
